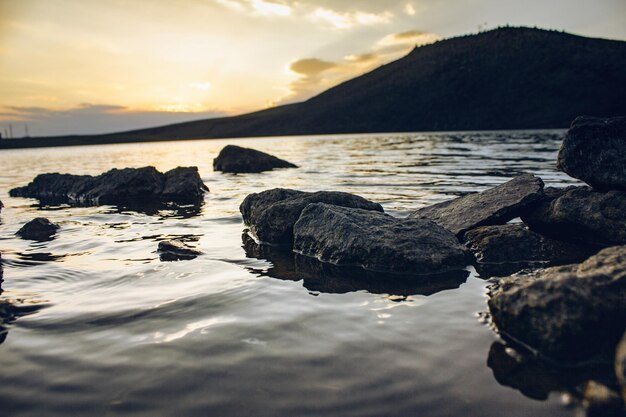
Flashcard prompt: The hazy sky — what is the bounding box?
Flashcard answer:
[1,0,624,137]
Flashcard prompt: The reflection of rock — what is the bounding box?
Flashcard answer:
[10,166,208,205]
[0,282,49,346]
[488,246,626,361]
[16,217,60,241]
[240,188,383,245]
[242,233,469,296]
[294,203,473,274]
[410,174,544,238]
[158,239,202,261]
[106,201,204,218]
[464,224,598,277]
[213,145,297,173]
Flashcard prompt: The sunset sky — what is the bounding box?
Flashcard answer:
[0,0,624,137]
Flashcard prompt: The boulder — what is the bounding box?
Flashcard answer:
[617,332,626,404]
[557,116,626,191]
[410,174,544,238]
[16,218,60,241]
[157,239,202,261]
[464,224,599,277]
[488,245,626,361]
[293,203,473,274]
[240,188,383,245]
[10,166,208,205]
[522,186,626,246]
[213,145,297,173]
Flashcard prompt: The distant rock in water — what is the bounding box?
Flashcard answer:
[158,240,202,261]
[557,116,626,191]
[16,218,60,241]
[10,166,208,205]
[488,245,626,362]
[411,174,544,238]
[293,203,473,275]
[240,188,383,245]
[213,145,297,173]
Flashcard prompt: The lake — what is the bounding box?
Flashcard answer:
[0,131,584,416]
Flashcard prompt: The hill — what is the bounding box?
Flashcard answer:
[2,27,626,149]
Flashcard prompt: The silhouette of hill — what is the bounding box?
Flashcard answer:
[3,27,625,149]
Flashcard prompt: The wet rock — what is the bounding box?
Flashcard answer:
[157,239,202,261]
[488,245,626,361]
[464,224,599,277]
[557,116,626,191]
[293,203,473,274]
[10,166,208,205]
[213,145,297,173]
[582,381,624,417]
[522,186,626,246]
[16,218,60,241]
[617,333,626,404]
[410,174,544,238]
[240,188,383,245]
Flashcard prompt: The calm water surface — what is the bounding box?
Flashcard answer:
[0,131,583,416]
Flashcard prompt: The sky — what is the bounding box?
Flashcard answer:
[0,0,624,137]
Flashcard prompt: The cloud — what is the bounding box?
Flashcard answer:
[404,2,416,16]
[309,8,393,29]
[377,30,440,47]
[289,58,337,75]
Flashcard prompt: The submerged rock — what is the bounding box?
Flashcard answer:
[293,203,473,274]
[213,145,297,173]
[464,224,599,277]
[157,239,202,261]
[10,166,208,205]
[557,116,626,191]
[522,186,626,246]
[411,174,544,238]
[16,218,60,241]
[488,245,626,361]
[240,188,383,245]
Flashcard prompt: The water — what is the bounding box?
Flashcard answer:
[0,131,585,417]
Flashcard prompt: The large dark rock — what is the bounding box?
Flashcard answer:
[213,145,297,173]
[240,188,383,245]
[488,245,626,362]
[465,224,599,277]
[557,116,626,191]
[16,218,60,241]
[10,166,208,205]
[157,239,202,261]
[410,174,544,238]
[522,186,626,246]
[293,203,473,274]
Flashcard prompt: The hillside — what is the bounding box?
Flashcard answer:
[3,27,626,149]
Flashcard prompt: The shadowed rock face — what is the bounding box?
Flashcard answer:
[240,188,383,245]
[213,145,297,173]
[10,166,208,205]
[488,245,626,362]
[293,203,473,275]
[465,224,599,277]
[16,218,60,241]
[410,174,544,238]
[522,186,626,246]
[557,116,626,191]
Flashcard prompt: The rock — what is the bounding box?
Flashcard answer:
[582,381,624,417]
[464,224,599,277]
[10,166,208,205]
[557,116,626,191]
[240,188,383,245]
[157,240,202,261]
[0,198,3,212]
[522,186,626,245]
[410,174,544,238]
[488,245,626,361]
[213,145,297,173]
[16,218,60,241]
[617,332,626,404]
[293,203,473,274]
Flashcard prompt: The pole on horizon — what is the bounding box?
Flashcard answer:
[9,124,13,139]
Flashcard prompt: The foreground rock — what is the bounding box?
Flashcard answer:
[617,333,626,404]
[213,145,297,173]
[411,174,544,238]
[10,166,208,205]
[240,188,383,245]
[465,224,599,277]
[157,240,202,261]
[293,203,473,274]
[16,218,60,241]
[557,116,626,191]
[522,186,626,245]
[488,245,626,361]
